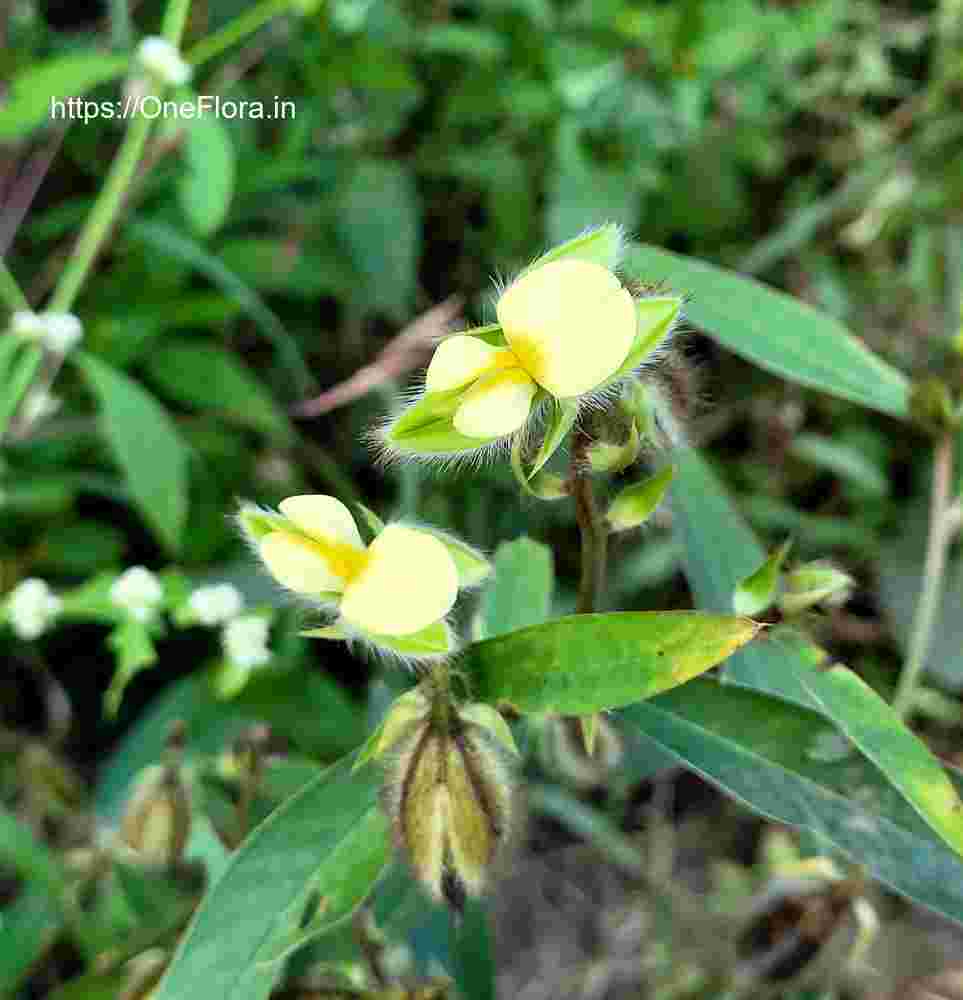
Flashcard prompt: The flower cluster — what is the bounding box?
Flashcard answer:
[136,37,191,87]
[11,310,83,355]
[5,578,62,640]
[110,566,164,623]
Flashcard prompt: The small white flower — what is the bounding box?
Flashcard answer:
[11,311,83,355]
[19,389,61,426]
[222,615,271,669]
[7,578,62,640]
[137,36,191,86]
[110,566,164,623]
[188,583,244,626]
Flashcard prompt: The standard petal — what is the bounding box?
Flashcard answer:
[259,531,348,595]
[497,259,635,398]
[278,494,363,548]
[340,524,458,636]
[425,335,501,392]
[452,368,537,438]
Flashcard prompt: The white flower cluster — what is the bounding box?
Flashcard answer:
[6,578,62,640]
[221,615,271,670]
[136,37,191,87]
[188,583,244,626]
[12,311,83,355]
[110,566,164,623]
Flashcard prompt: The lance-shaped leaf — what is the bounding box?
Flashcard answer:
[733,539,792,616]
[153,756,384,1000]
[625,244,910,420]
[466,611,759,715]
[607,466,675,532]
[623,679,963,925]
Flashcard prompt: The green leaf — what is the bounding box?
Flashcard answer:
[796,665,963,858]
[75,353,189,554]
[790,432,889,498]
[479,537,554,638]
[127,220,312,395]
[257,806,390,963]
[607,465,675,532]
[733,538,791,616]
[178,108,235,237]
[625,244,910,419]
[339,161,420,320]
[624,679,963,925]
[0,885,59,994]
[527,222,625,274]
[145,339,292,440]
[0,342,42,435]
[0,52,130,140]
[466,611,759,715]
[153,756,383,1000]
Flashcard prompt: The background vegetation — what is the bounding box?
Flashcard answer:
[2,0,963,997]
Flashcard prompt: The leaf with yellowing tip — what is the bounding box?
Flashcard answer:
[613,297,683,378]
[458,703,519,755]
[467,611,761,715]
[340,525,458,636]
[733,539,792,617]
[525,223,625,274]
[607,466,675,531]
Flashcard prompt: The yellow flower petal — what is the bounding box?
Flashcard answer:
[453,368,537,438]
[340,524,458,636]
[425,335,502,393]
[259,531,349,594]
[278,494,363,548]
[497,259,635,398]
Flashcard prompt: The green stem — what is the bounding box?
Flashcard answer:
[110,0,132,48]
[186,0,292,68]
[0,258,30,313]
[894,432,955,719]
[48,112,155,314]
[162,0,194,45]
[570,428,608,614]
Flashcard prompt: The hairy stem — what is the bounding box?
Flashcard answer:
[570,429,608,614]
[894,432,955,719]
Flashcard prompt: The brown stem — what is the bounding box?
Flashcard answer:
[569,428,607,614]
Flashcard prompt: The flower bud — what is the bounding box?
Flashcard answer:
[384,701,515,911]
[779,562,853,617]
[119,764,191,866]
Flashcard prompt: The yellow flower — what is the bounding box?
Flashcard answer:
[253,495,459,641]
[425,259,636,439]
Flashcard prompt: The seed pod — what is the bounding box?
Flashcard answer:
[384,702,514,911]
[119,764,191,866]
[734,871,874,989]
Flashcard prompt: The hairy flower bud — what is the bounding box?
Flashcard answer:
[383,699,515,910]
[119,764,191,866]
